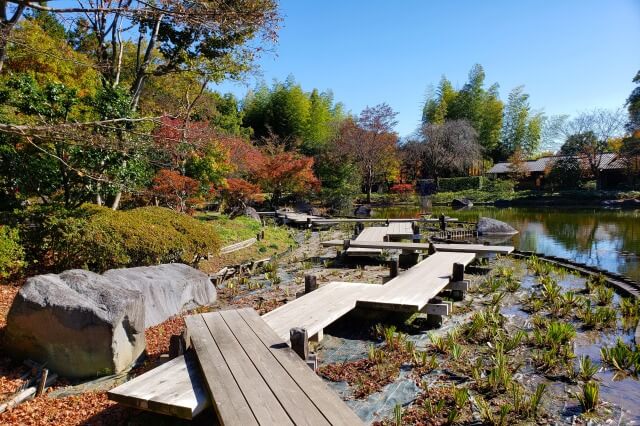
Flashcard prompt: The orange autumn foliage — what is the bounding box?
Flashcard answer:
[151,169,201,213]
[254,151,319,204]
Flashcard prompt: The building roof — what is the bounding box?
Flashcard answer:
[488,153,623,174]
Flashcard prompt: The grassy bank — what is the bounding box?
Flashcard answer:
[432,189,640,205]
[196,214,297,273]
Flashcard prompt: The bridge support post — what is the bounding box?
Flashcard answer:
[304,274,318,294]
[388,259,399,278]
[290,328,309,360]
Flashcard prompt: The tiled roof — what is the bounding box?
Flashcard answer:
[488,154,624,174]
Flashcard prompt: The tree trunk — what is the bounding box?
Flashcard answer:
[0,3,27,73]
[130,16,163,111]
[111,191,122,210]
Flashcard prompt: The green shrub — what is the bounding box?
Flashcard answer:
[484,178,516,193]
[20,205,220,272]
[437,176,486,192]
[0,225,25,279]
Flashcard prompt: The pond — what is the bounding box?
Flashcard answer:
[373,203,640,282]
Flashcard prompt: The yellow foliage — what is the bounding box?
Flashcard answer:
[6,20,100,97]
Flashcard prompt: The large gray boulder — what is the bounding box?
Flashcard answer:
[477,217,518,236]
[104,263,216,328]
[4,270,146,378]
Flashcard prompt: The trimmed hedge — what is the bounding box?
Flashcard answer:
[0,226,25,279]
[438,176,486,192]
[21,205,220,272]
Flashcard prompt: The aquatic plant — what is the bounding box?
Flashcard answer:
[533,320,576,349]
[580,301,617,329]
[423,399,445,418]
[465,307,503,343]
[576,355,599,382]
[446,407,461,425]
[486,348,516,393]
[541,279,562,304]
[586,273,607,293]
[449,342,465,361]
[594,285,614,305]
[495,266,514,279]
[482,277,502,294]
[576,381,599,413]
[600,337,639,373]
[413,351,438,370]
[489,291,506,307]
[453,386,470,408]
[620,297,640,317]
[510,382,546,419]
[525,296,545,313]
[528,256,554,276]
[393,403,402,426]
[502,330,526,353]
[429,332,448,353]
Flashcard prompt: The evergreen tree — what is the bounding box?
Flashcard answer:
[499,86,543,158]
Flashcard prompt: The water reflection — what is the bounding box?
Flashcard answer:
[373,205,640,282]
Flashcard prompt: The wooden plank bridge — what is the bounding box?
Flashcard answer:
[108,248,494,424]
[322,239,514,256]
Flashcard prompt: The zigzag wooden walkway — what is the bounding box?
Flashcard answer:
[109,251,477,422]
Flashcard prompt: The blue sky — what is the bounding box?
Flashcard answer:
[217,0,640,136]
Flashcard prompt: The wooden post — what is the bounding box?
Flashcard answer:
[439,214,446,231]
[411,221,420,235]
[304,274,318,294]
[256,232,262,241]
[388,259,399,278]
[453,262,465,282]
[36,369,48,397]
[428,242,436,255]
[342,239,351,251]
[306,218,312,229]
[290,328,308,360]
[169,334,185,358]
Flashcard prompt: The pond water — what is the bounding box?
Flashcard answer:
[373,203,640,282]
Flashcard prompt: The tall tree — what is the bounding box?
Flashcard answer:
[242,77,343,153]
[1,0,280,110]
[499,86,543,159]
[627,70,640,134]
[336,104,399,203]
[422,64,503,160]
[411,119,481,185]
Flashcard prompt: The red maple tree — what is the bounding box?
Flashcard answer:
[151,169,201,213]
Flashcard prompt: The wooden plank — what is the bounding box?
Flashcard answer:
[219,310,330,426]
[311,218,459,224]
[238,309,365,426]
[347,226,387,255]
[357,252,475,311]
[184,315,259,425]
[108,353,210,420]
[199,312,294,425]
[323,239,513,255]
[263,282,380,341]
[387,222,413,238]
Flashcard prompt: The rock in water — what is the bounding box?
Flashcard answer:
[451,198,473,208]
[104,263,216,328]
[477,217,518,235]
[354,205,372,217]
[4,270,146,378]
